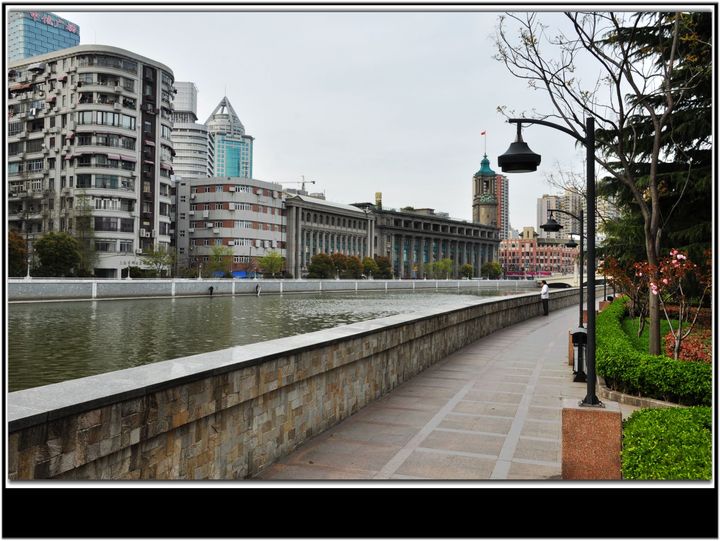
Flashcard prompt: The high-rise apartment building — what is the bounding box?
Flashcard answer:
[537,190,585,240]
[495,174,509,240]
[174,177,285,277]
[8,45,175,278]
[170,82,214,179]
[205,97,254,178]
[8,11,80,62]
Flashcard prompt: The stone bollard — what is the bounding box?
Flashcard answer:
[561,399,622,479]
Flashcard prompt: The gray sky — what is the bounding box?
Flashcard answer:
[54,7,587,229]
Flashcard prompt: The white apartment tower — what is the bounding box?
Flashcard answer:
[537,191,586,240]
[8,45,175,277]
[170,81,214,179]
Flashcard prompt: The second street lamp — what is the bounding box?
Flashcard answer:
[541,208,586,383]
[541,208,585,330]
[498,117,601,407]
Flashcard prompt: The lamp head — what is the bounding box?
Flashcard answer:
[541,214,563,233]
[498,124,541,173]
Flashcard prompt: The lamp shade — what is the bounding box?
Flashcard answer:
[497,141,541,173]
[541,216,563,232]
[565,238,578,248]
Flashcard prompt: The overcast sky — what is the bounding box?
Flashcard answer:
[53,7,588,229]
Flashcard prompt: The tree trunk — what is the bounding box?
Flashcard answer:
[648,292,661,355]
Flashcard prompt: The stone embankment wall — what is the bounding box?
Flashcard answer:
[8,278,538,302]
[8,289,579,480]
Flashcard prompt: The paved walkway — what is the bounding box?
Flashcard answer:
[256,302,637,480]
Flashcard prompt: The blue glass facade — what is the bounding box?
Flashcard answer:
[8,11,80,62]
[215,134,253,178]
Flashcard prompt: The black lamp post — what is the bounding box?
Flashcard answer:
[499,117,601,407]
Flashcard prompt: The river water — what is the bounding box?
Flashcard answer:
[8,289,520,392]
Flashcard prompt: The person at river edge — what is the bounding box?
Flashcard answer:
[540,280,549,316]
[256,284,261,296]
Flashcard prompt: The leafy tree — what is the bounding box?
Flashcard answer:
[373,255,393,279]
[460,263,474,279]
[495,12,710,355]
[362,256,379,278]
[481,261,503,279]
[307,253,335,278]
[330,253,348,278]
[208,245,233,277]
[34,232,80,277]
[140,246,175,277]
[258,251,285,278]
[73,191,97,277]
[8,230,27,277]
[344,256,363,279]
[434,258,453,279]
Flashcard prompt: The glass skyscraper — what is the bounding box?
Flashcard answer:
[8,11,80,62]
[205,97,254,178]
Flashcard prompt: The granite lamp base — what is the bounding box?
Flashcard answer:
[561,399,622,480]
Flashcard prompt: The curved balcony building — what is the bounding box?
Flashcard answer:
[8,44,175,277]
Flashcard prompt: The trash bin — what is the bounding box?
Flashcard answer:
[571,327,587,382]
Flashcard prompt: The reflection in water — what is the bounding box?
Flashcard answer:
[9,289,515,391]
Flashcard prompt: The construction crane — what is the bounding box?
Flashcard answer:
[281,175,316,193]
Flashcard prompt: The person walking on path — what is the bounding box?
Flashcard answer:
[255,283,261,296]
[540,280,549,315]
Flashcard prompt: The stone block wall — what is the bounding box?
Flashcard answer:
[8,289,579,480]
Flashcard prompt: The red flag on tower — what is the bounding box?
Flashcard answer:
[481,131,486,135]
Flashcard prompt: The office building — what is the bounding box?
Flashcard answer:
[8,45,175,277]
[205,97,254,178]
[285,194,375,278]
[359,195,499,279]
[8,10,80,62]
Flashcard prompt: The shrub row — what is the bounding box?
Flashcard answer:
[622,406,712,480]
[596,299,711,406]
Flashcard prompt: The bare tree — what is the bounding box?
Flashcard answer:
[495,12,704,355]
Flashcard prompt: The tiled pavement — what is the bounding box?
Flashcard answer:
[256,302,637,481]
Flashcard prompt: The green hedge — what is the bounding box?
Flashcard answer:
[622,407,712,480]
[596,299,711,406]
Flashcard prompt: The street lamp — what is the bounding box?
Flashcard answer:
[499,116,600,407]
[542,208,586,383]
[541,208,584,329]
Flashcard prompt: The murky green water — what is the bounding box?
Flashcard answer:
[8,289,518,392]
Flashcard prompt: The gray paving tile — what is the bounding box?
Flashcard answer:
[513,437,561,463]
[507,461,561,480]
[420,429,506,456]
[395,449,497,479]
[439,414,514,434]
[452,401,519,417]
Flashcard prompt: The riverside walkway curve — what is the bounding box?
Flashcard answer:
[256,302,637,480]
